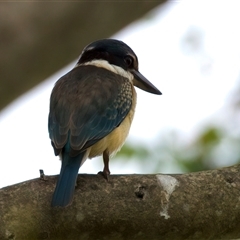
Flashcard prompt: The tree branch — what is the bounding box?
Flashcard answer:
[1,165,240,239]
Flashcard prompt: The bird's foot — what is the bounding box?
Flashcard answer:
[98,169,110,181]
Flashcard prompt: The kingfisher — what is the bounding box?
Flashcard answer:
[48,39,161,207]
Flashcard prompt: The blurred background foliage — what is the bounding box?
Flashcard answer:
[116,124,240,173]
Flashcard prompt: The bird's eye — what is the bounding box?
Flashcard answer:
[124,55,133,67]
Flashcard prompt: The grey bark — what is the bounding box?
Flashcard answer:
[1,164,240,240]
[0,1,165,111]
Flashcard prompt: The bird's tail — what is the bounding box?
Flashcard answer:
[51,150,86,207]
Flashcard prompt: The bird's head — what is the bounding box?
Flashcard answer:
[77,39,161,95]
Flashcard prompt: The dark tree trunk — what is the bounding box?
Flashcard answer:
[0,1,165,111]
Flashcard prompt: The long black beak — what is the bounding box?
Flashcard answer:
[131,69,162,95]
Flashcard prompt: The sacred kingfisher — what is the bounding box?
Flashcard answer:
[48,39,161,207]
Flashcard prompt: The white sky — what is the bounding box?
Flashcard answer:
[1,0,240,188]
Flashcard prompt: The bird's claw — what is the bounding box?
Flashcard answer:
[98,170,110,181]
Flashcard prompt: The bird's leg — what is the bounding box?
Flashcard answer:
[98,150,110,181]
[103,150,111,180]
